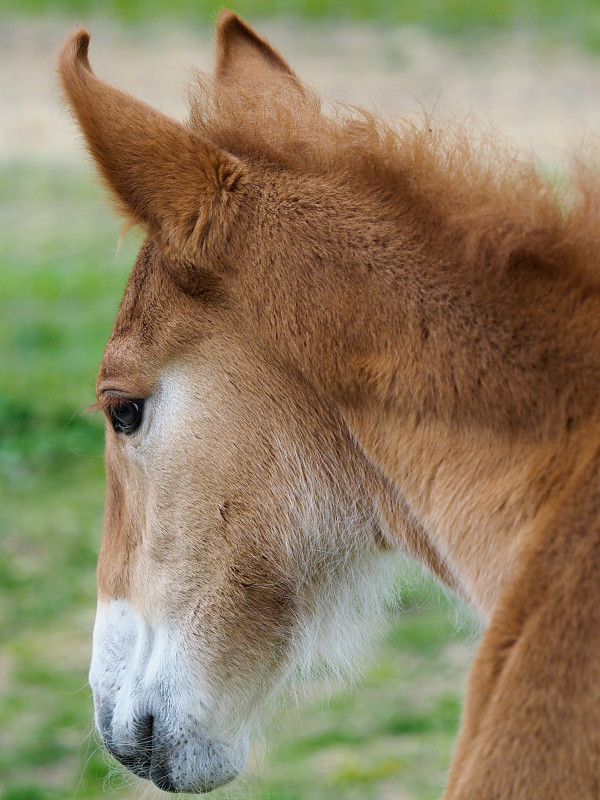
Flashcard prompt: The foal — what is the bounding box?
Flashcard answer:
[59,12,600,798]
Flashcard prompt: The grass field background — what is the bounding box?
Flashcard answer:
[2,2,595,799]
[5,0,600,48]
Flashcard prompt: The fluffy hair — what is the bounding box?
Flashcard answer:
[189,73,600,286]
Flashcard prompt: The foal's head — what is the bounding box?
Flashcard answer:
[59,13,406,793]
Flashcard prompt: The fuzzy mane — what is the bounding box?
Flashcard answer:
[189,74,600,285]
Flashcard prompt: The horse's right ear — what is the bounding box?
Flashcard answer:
[215,10,301,91]
[57,28,245,266]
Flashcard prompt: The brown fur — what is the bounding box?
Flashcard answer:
[59,10,600,797]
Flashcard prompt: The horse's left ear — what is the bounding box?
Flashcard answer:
[215,10,301,90]
[58,28,245,267]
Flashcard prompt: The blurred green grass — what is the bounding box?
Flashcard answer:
[0,161,478,799]
[4,0,600,47]
[0,164,137,800]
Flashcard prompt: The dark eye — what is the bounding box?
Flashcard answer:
[110,400,144,434]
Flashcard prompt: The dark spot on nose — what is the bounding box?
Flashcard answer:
[133,712,154,744]
[219,499,233,522]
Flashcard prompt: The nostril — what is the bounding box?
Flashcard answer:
[133,713,154,748]
[105,713,155,780]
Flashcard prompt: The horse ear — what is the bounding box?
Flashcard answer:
[215,10,300,88]
[57,28,245,264]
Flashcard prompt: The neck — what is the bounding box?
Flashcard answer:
[336,252,600,615]
[339,250,600,615]
[238,170,600,616]
[350,407,599,616]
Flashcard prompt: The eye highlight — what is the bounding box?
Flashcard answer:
[109,399,145,434]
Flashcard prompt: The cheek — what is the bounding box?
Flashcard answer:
[96,364,306,686]
[190,554,298,658]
